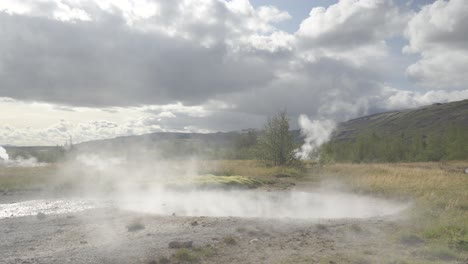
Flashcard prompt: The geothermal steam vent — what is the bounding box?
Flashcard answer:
[118,189,408,219]
[1,189,408,220]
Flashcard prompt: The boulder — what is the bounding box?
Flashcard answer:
[126,222,145,232]
[168,241,193,249]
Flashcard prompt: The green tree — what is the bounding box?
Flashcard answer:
[445,125,468,160]
[256,110,297,166]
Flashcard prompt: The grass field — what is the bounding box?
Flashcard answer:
[320,162,468,262]
[0,165,59,191]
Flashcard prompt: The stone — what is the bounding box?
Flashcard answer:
[168,241,193,249]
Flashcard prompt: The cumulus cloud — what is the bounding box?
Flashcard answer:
[0,118,162,146]
[0,98,263,145]
[296,0,408,63]
[404,0,468,89]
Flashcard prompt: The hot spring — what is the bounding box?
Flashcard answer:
[0,189,409,220]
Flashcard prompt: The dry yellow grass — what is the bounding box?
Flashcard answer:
[0,165,59,190]
[322,162,468,199]
[321,162,468,259]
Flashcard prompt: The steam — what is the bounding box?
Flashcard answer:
[0,146,8,160]
[0,147,46,167]
[0,148,410,221]
[296,115,335,160]
[76,154,124,171]
[0,188,409,220]
[118,188,408,219]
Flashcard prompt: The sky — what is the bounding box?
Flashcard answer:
[0,0,468,146]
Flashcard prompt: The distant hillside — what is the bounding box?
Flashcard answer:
[323,99,468,162]
[333,99,468,141]
[76,131,241,150]
[74,130,302,159]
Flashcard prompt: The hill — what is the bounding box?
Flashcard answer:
[323,99,468,162]
[73,129,303,159]
[333,99,468,141]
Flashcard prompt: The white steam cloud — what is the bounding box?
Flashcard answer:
[296,115,336,160]
[118,188,408,219]
[0,146,46,167]
[0,188,409,220]
[0,146,9,161]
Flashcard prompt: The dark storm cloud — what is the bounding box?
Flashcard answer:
[0,11,278,107]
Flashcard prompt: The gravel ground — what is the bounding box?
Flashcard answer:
[0,191,463,264]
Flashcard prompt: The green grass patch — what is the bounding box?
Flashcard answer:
[195,175,263,189]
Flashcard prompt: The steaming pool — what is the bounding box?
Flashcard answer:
[0,190,409,220]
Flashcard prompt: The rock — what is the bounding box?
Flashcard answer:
[464,168,468,174]
[36,212,46,220]
[126,222,145,232]
[168,241,193,249]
